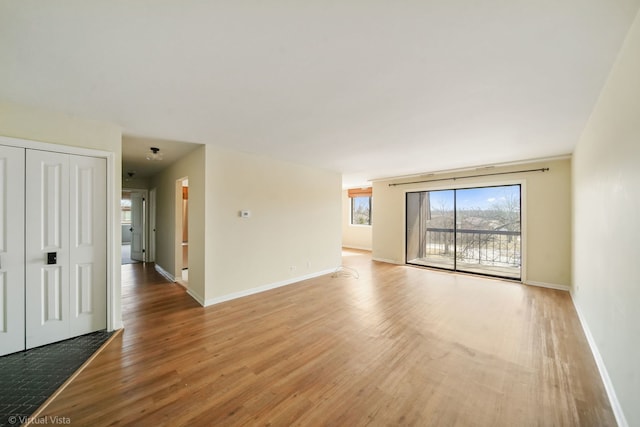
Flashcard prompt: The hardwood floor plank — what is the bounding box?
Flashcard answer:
[36,250,615,426]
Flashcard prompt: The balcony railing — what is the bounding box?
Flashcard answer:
[423,227,521,268]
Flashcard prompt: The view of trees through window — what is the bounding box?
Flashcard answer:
[351,196,372,225]
[406,185,521,279]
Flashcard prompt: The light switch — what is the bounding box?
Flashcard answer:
[240,210,251,218]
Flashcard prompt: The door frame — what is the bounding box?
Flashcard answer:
[122,188,148,262]
[175,177,188,286]
[0,135,119,331]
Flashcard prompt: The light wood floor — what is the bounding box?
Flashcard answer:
[38,250,615,426]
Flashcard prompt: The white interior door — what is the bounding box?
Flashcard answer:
[148,188,156,263]
[69,155,107,336]
[0,145,25,356]
[26,150,71,348]
[130,192,144,261]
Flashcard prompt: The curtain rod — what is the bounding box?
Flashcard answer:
[388,167,549,187]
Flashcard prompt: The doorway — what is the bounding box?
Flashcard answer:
[121,189,147,265]
[176,178,189,284]
[406,184,522,280]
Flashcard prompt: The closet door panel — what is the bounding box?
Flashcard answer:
[69,155,106,335]
[26,150,70,348]
[0,145,25,356]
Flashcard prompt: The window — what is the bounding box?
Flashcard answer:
[121,197,132,224]
[347,186,373,226]
[351,196,372,225]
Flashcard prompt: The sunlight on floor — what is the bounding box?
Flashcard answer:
[341,248,369,257]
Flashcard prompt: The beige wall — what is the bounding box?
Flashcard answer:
[149,142,342,305]
[341,190,373,250]
[204,145,342,302]
[0,101,123,327]
[572,10,640,427]
[150,145,205,302]
[372,158,572,288]
[123,177,150,190]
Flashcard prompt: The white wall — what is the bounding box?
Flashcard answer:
[341,190,372,250]
[372,158,572,288]
[204,144,342,303]
[0,101,123,328]
[572,10,640,427]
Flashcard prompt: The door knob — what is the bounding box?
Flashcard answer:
[129,227,133,232]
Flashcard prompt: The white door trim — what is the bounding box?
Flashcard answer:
[0,135,119,331]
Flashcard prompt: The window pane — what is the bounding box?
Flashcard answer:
[121,210,132,224]
[351,196,371,225]
[456,185,521,279]
[406,190,455,269]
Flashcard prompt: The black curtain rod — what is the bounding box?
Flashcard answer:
[388,167,550,187]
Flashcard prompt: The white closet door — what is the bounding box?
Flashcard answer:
[69,154,107,336]
[0,145,25,356]
[26,150,71,348]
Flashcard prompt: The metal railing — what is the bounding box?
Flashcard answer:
[424,227,521,267]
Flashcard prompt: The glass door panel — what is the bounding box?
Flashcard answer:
[406,190,455,270]
[455,185,521,279]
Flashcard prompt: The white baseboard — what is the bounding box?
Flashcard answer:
[154,264,175,282]
[524,280,570,292]
[342,245,372,251]
[187,288,205,306]
[372,257,402,265]
[571,293,628,427]
[203,268,336,307]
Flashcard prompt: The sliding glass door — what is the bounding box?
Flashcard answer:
[406,185,521,280]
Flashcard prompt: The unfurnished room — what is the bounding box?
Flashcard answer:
[0,2,639,426]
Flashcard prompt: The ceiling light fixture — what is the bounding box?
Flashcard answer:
[146,147,163,161]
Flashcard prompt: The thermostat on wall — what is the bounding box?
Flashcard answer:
[240,210,251,218]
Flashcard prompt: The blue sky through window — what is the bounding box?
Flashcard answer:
[427,185,520,211]
[353,197,370,211]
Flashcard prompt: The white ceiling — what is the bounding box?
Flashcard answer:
[122,135,202,179]
[1,1,639,187]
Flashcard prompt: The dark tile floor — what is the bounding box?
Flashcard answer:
[0,330,113,427]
